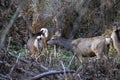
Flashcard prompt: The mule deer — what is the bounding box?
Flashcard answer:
[27,28,49,58]
[27,34,43,58]
[111,26,120,56]
[47,32,110,62]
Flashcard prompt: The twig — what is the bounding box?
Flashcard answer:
[60,61,67,80]
[7,37,12,51]
[73,66,82,78]
[112,0,120,8]
[0,5,21,48]
[9,53,21,75]
[67,52,76,69]
[17,68,34,76]
[30,70,75,80]
[0,60,12,68]
[0,74,10,80]
[0,0,28,49]
[0,60,3,64]
[8,52,30,64]
[39,64,49,71]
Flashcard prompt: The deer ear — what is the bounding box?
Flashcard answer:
[112,25,117,31]
[55,29,62,37]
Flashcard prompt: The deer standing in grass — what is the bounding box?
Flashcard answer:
[47,31,110,62]
[111,26,120,56]
[27,28,49,60]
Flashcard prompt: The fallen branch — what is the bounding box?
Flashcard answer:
[0,60,12,68]
[8,52,30,64]
[9,53,21,75]
[0,60,4,64]
[39,64,49,71]
[67,52,76,69]
[0,5,21,48]
[60,61,68,79]
[16,68,34,76]
[0,74,11,80]
[30,70,75,80]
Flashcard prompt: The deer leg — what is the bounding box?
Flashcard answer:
[117,50,120,57]
[95,52,101,60]
[78,56,83,63]
[43,38,48,50]
[76,53,83,63]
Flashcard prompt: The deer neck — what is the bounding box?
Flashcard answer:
[111,31,120,43]
[55,38,72,50]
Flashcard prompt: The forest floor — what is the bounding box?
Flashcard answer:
[0,49,120,80]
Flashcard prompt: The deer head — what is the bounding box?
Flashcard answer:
[40,28,49,38]
[47,29,72,50]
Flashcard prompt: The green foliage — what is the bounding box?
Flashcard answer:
[48,47,80,69]
[19,50,27,56]
[11,49,27,57]
[109,48,117,57]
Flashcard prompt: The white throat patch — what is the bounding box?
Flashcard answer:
[105,38,111,44]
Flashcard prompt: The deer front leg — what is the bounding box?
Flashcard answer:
[95,52,101,59]
[76,53,83,63]
[44,38,46,48]
[43,38,48,50]
[117,50,120,57]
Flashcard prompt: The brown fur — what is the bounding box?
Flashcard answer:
[72,36,108,62]
[27,37,43,57]
[47,35,109,62]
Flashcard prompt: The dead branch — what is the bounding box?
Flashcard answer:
[0,74,10,80]
[0,0,28,49]
[0,60,3,64]
[67,52,76,69]
[16,68,34,76]
[0,60,12,68]
[8,52,30,64]
[30,70,75,80]
[39,64,49,71]
[9,53,21,75]
[7,37,12,51]
[0,5,21,49]
[60,61,68,80]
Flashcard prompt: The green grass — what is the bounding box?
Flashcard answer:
[47,47,80,69]
[109,48,117,56]
[9,46,120,70]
